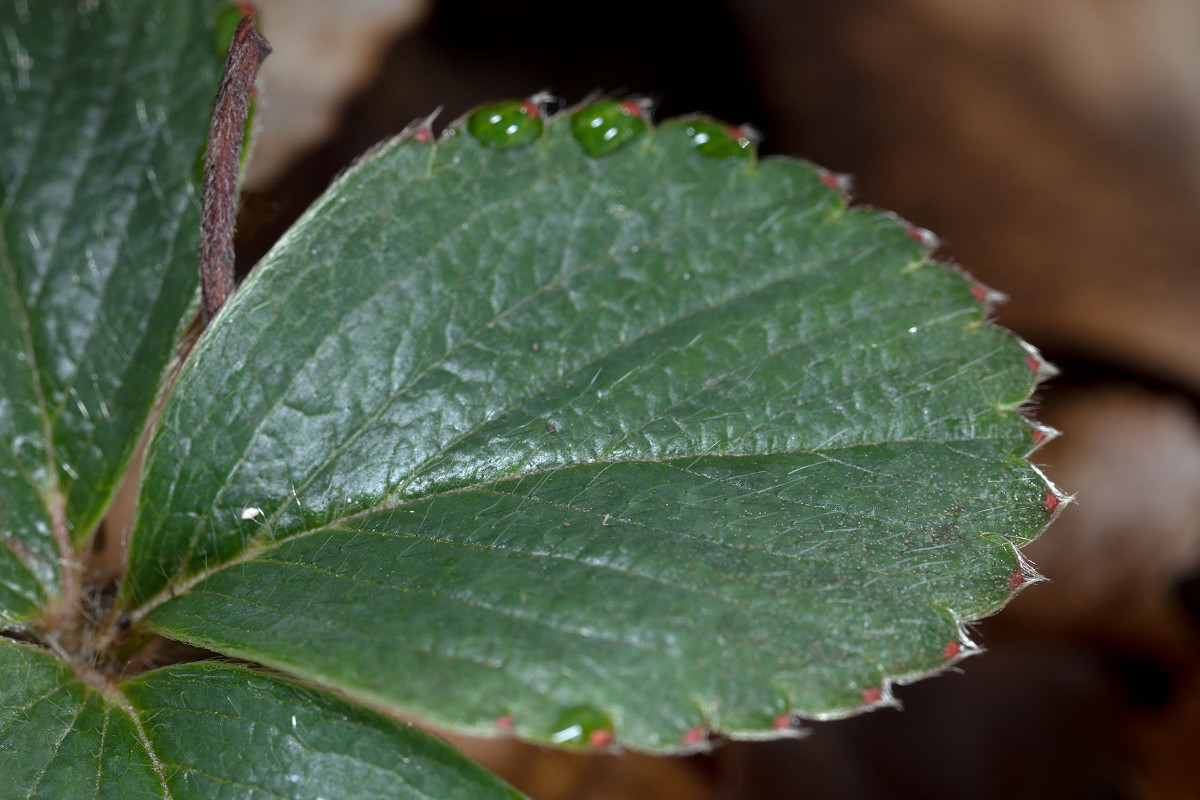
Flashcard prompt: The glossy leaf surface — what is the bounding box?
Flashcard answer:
[0,642,518,799]
[123,663,524,799]
[128,112,1053,750]
[0,0,224,609]
[0,642,160,799]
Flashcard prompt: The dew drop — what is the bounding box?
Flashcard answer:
[550,705,613,746]
[467,99,544,149]
[570,99,647,157]
[685,119,754,159]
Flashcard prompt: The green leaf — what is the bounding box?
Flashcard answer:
[0,0,227,606]
[0,641,520,799]
[123,663,524,799]
[0,641,161,799]
[127,107,1054,751]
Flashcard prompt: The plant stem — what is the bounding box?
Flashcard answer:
[200,15,271,319]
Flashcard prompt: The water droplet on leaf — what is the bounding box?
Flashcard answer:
[467,100,544,149]
[570,99,647,157]
[551,705,613,746]
[685,119,754,159]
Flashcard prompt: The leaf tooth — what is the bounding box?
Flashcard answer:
[818,168,854,195]
[400,110,439,145]
[587,728,613,747]
[681,726,708,748]
[905,224,941,251]
[1027,421,1061,455]
[1007,545,1049,596]
[1020,341,1060,384]
[859,681,901,710]
[969,281,1008,308]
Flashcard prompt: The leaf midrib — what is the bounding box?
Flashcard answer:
[0,0,148,575]
[208,186,847,543]
[45,4,195,540]
[132,428,1019,628]
[0,218,60,598]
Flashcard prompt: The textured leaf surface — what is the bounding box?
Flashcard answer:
[0,641,161,800]
[127,111,1054,750]
[122,663,524,800]
[0,642,519,800]
[0,0,225,612]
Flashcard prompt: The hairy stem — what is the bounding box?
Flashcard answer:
[200,15,271,318]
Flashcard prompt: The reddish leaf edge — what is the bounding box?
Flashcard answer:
[156,94,1073,753]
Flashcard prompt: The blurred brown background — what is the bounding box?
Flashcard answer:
[237,1,1200,797]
